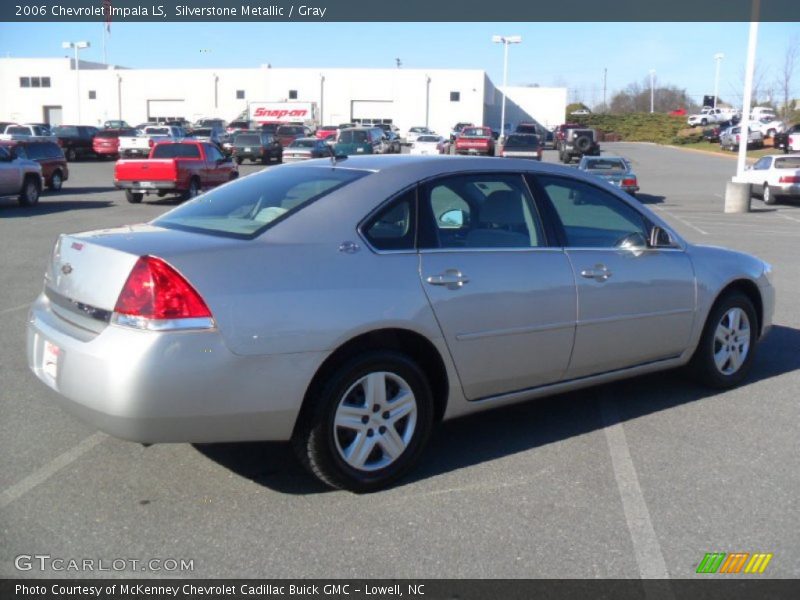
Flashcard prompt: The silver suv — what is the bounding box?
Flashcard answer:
[0,145,44,206]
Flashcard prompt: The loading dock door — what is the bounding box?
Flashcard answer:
[43,106,62,126]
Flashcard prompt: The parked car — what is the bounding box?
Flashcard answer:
[688,107,738,127]
[773,124,800,153]
[577,155,639,196]
[454,126,495,156]
[334,127,388,155]
[741,154,800,205]
[194,118,227,130]
[1,139,68,191]
[283,138,332,162]
[405,127,435,145]
[559,127,600,163]
[752,118,786,139]
[188,127,225,147]
[554,122,581,147]
[275,124,309,148]
[1,123,53,140]
[384,131,403,154]
[0,144,43,205]
[26,156,775,491]
[315,125,339,141]
[226,120,254,134]
[570,108,591,116]
[113,140,238,203]
[118,125,186,158]
[50,125,99,161]
[93,128,136,160]
[668,108,687,117]
[500,134,542,160]
[750,107,777,121]
[231,131,283,164]
[103,120,130,130]
[514,122,542,136]
[719,126,764,151]
[702,120,737,143]
[409,135,444,156]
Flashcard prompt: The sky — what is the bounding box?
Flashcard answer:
[1,21,798,107]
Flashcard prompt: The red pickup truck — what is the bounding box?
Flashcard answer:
[454,126,495,156]
[114,141,238,204]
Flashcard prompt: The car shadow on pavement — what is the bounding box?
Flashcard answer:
[0,199,114,214]
[56,186,118,196]
[194,324,800,495]
[635,193,666,204]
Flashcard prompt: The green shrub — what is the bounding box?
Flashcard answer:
[571,113,688,144]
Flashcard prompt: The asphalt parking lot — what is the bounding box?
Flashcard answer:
[0,143,798,579]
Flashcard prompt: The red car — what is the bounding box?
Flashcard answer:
[454,126,495,155]
[1,139,69,191]
[315,125,339,141]
[93,128,137,159]
[114,140,238,204]
[668,108,687,117]
[275,124,309,147]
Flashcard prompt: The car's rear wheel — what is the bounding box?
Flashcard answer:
[125,190,143,204]
[688,292,757,389]
[65,148,77,161]
[48,170,63,191]
[293,351,434,492]
[184,177,201,200]
[762,183,775,205]
[235,157,243,165]
[18,176,40,206]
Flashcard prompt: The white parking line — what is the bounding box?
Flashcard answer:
[601,398,670,580]
[779,213,800,223]
[0,303,29,316]
[0,432,107,510]
[652,206,708,235]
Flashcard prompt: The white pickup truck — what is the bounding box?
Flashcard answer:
[687,107,738,127]
[0,124,53,141]
[118,125,185,158]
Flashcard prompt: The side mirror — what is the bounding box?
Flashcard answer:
[649,226,677,248]
[617,232,648,253]
[439,209,466,228]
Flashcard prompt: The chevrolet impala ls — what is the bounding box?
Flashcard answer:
[27,156,774,491]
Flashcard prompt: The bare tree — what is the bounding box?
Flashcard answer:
[776,34,798,118]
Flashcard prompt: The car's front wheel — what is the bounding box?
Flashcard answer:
[689,292,758,389]
[293,352,435,492]
[763,183,776,205]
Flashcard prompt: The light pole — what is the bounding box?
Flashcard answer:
[492,34,522,141]
[713,53,725,109]
[62,41,90,123]
[319,74,325,125]
[649,69,656,113]
[425,75,431,129]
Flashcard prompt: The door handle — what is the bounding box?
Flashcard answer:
[426,269,470,290]
[580,264,612,282]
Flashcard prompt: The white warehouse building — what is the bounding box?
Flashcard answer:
[0,57,566,134]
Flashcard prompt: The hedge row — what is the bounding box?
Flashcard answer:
[571,113,692,145]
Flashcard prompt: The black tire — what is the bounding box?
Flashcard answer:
[688,292,758,389]
[65,148,77,162]
[574,136,591,153]
[763,184,776,205]
[235,157,243,165]
[701,118,708,126]
[183,177,201,201]
[125,190,143,204]
[18,176,40,206]
[48,169,63,191]
[228,172,238,181]
[293,351,435,492]
[275,152,283,164]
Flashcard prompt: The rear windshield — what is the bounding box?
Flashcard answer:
[775,157,800,169]
[515,125,538,134]
[146,127,170,136]
[417,135,440,143]
[290,139,316,148]
[52,126,79,137]
[235,134,262,145]
[151,144,201,159]
[462,128,490,137]
[153,167,369,238]
[192,128,213,136]
[504,135,540,148]
[95,129,135,138]
[584,159,627,171]
[339,130,369,144]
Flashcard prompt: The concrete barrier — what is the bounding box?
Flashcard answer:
[724,181,751,213]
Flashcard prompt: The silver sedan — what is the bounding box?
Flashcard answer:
[27,156,775,491]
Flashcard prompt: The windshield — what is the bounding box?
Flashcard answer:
[235,134,262,145]
[151,144,201,159]
[338,130,369,144]
[584,158,627,171]
[154,167,370,238]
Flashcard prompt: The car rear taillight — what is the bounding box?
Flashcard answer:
[148,138,155,148]
[779,175,800,184]
[112,256,214,330]
[622,177,637,187]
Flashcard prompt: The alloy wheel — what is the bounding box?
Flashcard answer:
[713,307,751,375]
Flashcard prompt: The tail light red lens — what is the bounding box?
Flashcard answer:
[114,256,212,323]
[622,177,637,186]
[779,175,800,184]
[148,139,155,148]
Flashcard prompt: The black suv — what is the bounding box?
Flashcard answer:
[51,125,99,161]
[231,132,283,164]
[558,127,600,163]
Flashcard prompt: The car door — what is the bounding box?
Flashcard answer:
[532,174,695,380]
[203,143,227,185]
[417,173,577,400]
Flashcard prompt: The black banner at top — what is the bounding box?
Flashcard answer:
[2,0,800,22]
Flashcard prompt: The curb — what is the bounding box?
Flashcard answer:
[663,144,760,164]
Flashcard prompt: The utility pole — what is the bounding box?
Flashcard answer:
[603,68,607,112]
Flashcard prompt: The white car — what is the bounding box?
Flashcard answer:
[405,127,435,145]
[570,109,591,116]
[409,134,444,155]
[752,118,786,138]
[688,107,738,126]
[751,107,777,121]
[741,153,800,205]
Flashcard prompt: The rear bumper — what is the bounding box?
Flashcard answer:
[26,293,325,443]
[772,183,800,197]
[502,151,541,160]
[114,180,180,192]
